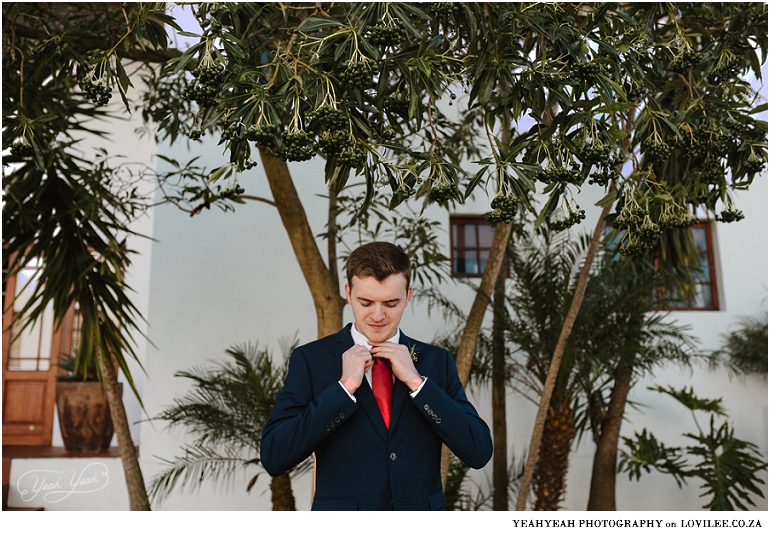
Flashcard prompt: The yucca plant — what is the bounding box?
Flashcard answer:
[619,385,767,510]
[148,338,310,510]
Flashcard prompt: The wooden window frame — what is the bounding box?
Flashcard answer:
[605,222,720,311]
[450,215,506,278]
[654,222,719,311]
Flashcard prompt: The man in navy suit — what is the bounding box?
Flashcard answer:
[261,242,492,510]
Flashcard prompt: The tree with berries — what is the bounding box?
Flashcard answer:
[3,2,767,510]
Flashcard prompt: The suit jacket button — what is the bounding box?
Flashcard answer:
[325,425,332,432]
[339,413,345,419]
[435,418,442,424]
[389,452,397,461]
[335,416,341,423]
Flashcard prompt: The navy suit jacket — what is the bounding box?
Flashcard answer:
[260,324,493,510]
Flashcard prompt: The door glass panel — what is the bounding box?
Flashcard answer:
[6,259,55,372]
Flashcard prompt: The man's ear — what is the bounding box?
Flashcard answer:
[406,286,413,304]
[344,282,352,303]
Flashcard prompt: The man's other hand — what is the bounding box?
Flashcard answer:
[369,342,423,392]
[340,344,372,394]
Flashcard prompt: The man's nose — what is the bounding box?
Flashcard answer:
[372,305,386,320]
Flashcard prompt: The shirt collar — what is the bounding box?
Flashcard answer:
[350,323,400,350]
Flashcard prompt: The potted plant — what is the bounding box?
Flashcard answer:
[56,354,120,452]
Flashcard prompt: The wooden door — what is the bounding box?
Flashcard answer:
[2,255,74,446]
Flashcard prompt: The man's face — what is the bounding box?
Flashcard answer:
[345,273,412,343]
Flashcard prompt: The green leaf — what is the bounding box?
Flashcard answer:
[595,190,618,207]
[207,165,229,184]
[651,385,727,416]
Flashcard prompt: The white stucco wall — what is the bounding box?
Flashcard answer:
[136,122,767,510]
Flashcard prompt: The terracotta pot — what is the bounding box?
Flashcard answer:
[55,382,121,452]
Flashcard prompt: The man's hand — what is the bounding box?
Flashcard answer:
[369,342,423,392]
[340,344,372,394]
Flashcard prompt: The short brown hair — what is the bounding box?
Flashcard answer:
[346,242,412,289]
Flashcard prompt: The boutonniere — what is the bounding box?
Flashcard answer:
[409,344,419,363]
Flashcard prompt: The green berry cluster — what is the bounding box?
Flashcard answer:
[624,83,647,101]
[431,2,460,15]
[338,61,377,87]
[589,166,618,187]
[673,129,732,159]
[187,129,204,141]
[724,117,754,136]
[318,130,354,155]
[534,166,582,185]
[220,123,246,142]
[670,49,702,73]
[79,78,112,106]
[337,142,366,167]
[486,193,518,224]
[658,208,698,230]
[221,184,245,200]
[642,139,671,163]
[427,184,460,205]
[582,143,611,165]
[309,106,348,130]
[744,156,765,175]
[367,24,403,47]
[614,203,662,256]
[576,61,606,79]
[716,209,744,223]
[700,159,725,184]
[384,97,409,118]
[10,140,34,156]
[183,66,225,107]
[246,124,280,148]
[550,207,586,232]
[277,130,317,161]
[613,204,646,230]
[709,56,743,83]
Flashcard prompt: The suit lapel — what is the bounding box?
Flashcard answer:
[388,332,417,434]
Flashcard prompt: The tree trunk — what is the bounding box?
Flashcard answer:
[269,473,297,511]
[515,202,612,510]
[533,401,575,510]
[492,265,508,510]
[97,341,151,510]
[586,369,632,510]
[258,148,345,339]
[441,221,513,486]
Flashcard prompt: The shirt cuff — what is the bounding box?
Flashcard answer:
[409,376,427,398]
[338,380,357,403]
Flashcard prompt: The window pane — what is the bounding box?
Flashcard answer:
[462,250,478,274]
[478,225,494,248]
[463,224,477,248]
[693,254,711,283]
[693,284,714,309]
[479,250,489,273]
[692,226,708,251]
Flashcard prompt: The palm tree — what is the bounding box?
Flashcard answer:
[504,229,698,510]
[710,314,768,377]
[504,230,590,510]
[148,338,310,510]
[579,257,698,510]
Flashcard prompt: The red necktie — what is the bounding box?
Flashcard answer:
[371,358,394,429]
